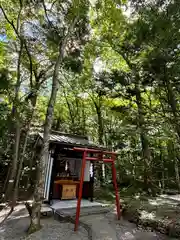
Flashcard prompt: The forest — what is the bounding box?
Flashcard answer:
[0,0,180,235]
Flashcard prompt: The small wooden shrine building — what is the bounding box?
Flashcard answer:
[35,131,100,202]
[35,130,120,231]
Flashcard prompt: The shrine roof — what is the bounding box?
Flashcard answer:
[38,131,104,149]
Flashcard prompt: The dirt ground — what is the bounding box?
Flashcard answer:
[0,203,178,240]
[122,195,180,238]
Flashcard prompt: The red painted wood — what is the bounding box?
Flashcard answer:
[74,147,117,155]
[85,157,98,161]
[103,159,113,163]
[103,151,117,155]
[85,157,113,162]
[74,147,101,153]
[111,158,121,220]
[74,150,87,231]
[73,147,120,231]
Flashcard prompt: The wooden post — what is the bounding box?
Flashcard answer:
[90,161,94,202]
[111,156,121,220]
[74,150,87,231]
[73,148,120,231]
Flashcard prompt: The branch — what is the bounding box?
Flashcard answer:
[88,91,99,109]
[42,0,55,30]
[0,5,18,35]
[52,16,79,89]
[25,202,32,216]
[62,73,82,101]
[16,40,24,91]
[0,4,21,38]
[0,205,14,226]
[17,0,23,33]
[24,42,33,88]
[38,64,54,86]
[50,0,58,10]
[59,15,79,57]
[63,89,75,124]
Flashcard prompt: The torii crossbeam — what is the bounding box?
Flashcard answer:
[73,147,121,231]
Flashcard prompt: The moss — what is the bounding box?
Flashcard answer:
[121,196,180,238]
[27,223,42,235]
[94,186,115,202]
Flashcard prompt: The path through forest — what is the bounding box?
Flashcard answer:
[0,204,177,240]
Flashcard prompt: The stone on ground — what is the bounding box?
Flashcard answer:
[0,202,178,240]
[122,195,180,238]
[80,211,174,240]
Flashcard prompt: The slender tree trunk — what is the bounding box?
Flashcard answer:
[64,92,75,132]
[2,164,11,195]
[55,117,61,130]
[13,94,38,203]
[94,95,104,184]
[135,81,153,194]
[120,53,153,194]
[167,140,180,193]
[1,3,23,203]
[164,77,180,192]
[5,122,21,203]
[164,76,180,138]
[27,44,65,233]
[131,137,137,182]
[26,16,78,232]
[5,40,23,202]
[174,158,180,192]
[27,138,39,190]
[159,144,165,193]
[83,104,86,135]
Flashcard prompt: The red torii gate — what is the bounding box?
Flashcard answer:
[73,147,121,231]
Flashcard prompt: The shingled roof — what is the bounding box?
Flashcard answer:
[38,131,103,149]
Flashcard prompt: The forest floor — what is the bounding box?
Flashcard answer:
[93,186,180,239]
[121,194,180,239]
[0,203,178,240]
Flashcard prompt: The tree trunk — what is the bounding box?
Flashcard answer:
[174,158,180,193]
[159,144,165,193]
[4,40,23,202]
[5,121,21,204]
[13,131,29,200]
[120,53,153,194]
[55,117,61,130]
[164,76,180,138]
[167,140,180,192]
[131,137,137,182]
[81,102,86,135]
[164,77,180,192]
[25,202,41,234]
[27,44,65,233]
[26,16,78,232]
[64,92,75,132]
[135,82,153,194]
[13,94,38,204]
[94,95,104,184]
[1,5,23,198]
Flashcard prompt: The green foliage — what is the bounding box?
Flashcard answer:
[0,68,10,92]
